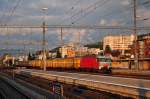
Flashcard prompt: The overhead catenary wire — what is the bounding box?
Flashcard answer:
[59,0,108,25]
[141,0,150,8]
[71,0,111,24]
[0,0,149,46]
[2,0,22,25]
[70,0,107,19]
[0,0,10,24]
[63,0,81,16]
[57,0,82,25]
[0,0,23,49]
[95,3,133,28]
[97,4,133,21]
[0,25,150,30]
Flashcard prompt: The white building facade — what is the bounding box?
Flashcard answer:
[103,34,134,51]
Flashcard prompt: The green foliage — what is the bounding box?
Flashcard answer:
[84,42,103,49]
[56,49,61,58]
[104,45,111,54]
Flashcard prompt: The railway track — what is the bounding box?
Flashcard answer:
[2,70,86,99]
[0,71,65,99]
[40,69,150,80]
[0,77,30,99]
[1,67,150,80]
[107,74,150,80]
[13,68,150,99]
[0,72,48,99]
[2,69,134,99]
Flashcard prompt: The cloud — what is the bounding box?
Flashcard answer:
[0,0,149,50]
[121,0,130,6]
[0,28,43,36]
[100,19,106,25]
[137,6,150,26]
[99,19,123,26]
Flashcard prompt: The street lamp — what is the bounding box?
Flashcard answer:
[42,7,48,71]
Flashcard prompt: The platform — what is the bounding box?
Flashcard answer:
[15,69,150,99]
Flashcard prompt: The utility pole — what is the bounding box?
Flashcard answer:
[78,32,81,45]
[43,21,46,71]
[42,8,48,71]
[133,0,138,70]
[78,32,81,57]
[60,27,63,46]
[60,27,63,58]
[22,30,26,61]
[6,27,9,50]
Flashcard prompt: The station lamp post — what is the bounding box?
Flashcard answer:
[42,7,48,71]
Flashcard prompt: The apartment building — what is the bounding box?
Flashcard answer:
[103,34,134,51]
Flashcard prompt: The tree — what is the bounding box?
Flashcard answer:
[56,49,61,58]
[84,42,103,50]
[104,45,112,55]
[28,52,32,60]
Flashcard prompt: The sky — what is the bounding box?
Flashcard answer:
[0,0,150,51]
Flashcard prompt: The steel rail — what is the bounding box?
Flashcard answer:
[15,69,150,98]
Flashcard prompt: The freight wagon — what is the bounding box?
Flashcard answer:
[17,56,112,73]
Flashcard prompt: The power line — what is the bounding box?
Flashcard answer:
[71,0,106,18]
[94,1,149,24]
[3,0,22,25]
[64,0,81,15]
[57,0,82,25]
[0,0,22,49]
[142,0,150,7]
[0,1,8,24]
[71,0,111,24]
[59,0,108,25]
[0,25,150,30]
[98,5,132,20]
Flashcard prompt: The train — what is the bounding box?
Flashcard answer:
[17,55,112,73]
